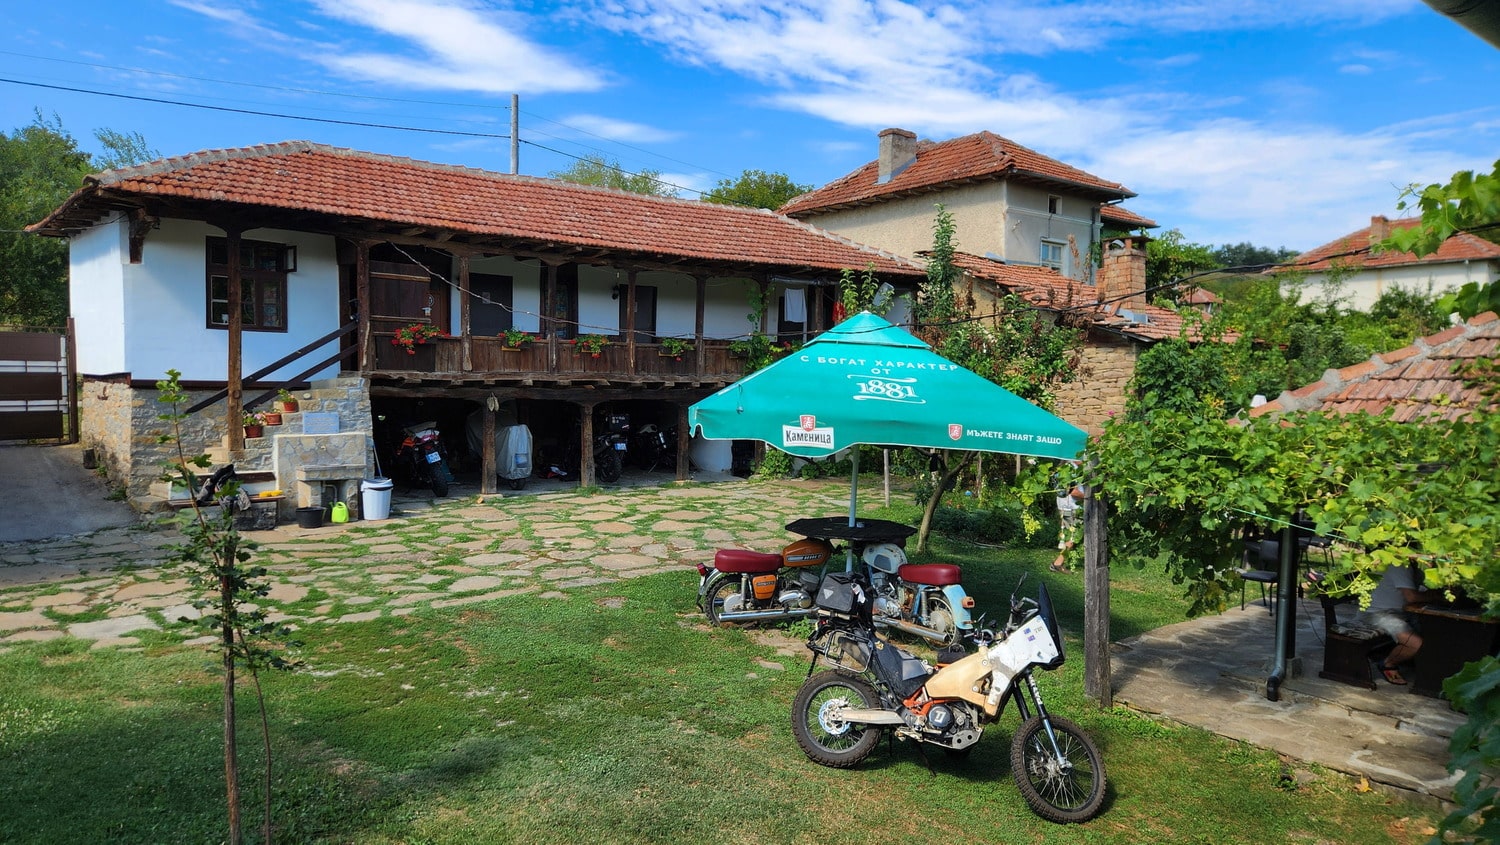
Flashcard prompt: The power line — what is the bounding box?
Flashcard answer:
[0,77,512,140]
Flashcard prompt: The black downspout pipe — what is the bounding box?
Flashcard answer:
[1266,522,1299,701]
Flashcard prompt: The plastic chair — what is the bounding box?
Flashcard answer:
[1238,538,1280,614]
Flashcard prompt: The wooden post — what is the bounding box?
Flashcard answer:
[457,253,472,372]
[675,402,690,482]
[355,241,372,372]
[579,403,596,487]
[481,398,497,495]
[544,261,559,371]
[225,227,244,452]
[694,275,706,372]
[1083,465,1111,707]
[625,270,637,375]
[65,317,79,444]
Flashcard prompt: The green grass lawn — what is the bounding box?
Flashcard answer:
[0,534,1438,844]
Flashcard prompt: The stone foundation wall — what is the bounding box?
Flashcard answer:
[77,376,375,515]
[1054,336,1140,435]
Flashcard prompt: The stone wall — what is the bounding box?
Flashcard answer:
[1053,335,1140,435]
[77,375,374,516]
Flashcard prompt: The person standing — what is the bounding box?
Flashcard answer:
[1050,463,1084,573]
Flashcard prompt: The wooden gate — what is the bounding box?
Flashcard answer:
[0,326,74,442]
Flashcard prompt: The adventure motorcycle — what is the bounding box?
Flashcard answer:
[631,423,676,472]
[395,421,452,497]
[792,573,1106,824]
[593,429,628,483]
[697,518,975,646]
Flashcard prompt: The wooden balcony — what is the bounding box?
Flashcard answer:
[367,333,747,387]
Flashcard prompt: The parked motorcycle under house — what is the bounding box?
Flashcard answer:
[793,573,1106,824]
[395,421,453,497]
[697,517,976,646]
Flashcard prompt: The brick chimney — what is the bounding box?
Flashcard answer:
[1369,215,1391,243]
[877,128,917,184]
[1096,235,1149,312]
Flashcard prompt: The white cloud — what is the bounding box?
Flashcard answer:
[554,114,680,144]
[307,0,606,94]
[1339,63,1374,74]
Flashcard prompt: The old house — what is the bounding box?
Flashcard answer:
[30,141,925,516]
[1281,215,1500,310]
[779,128,1143,281]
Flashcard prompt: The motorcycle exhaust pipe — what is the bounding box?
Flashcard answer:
[716,606,815,623]
[837,707,906,726]
[878,617,956,643]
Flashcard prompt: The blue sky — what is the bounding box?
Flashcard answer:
[4,0,1498,252]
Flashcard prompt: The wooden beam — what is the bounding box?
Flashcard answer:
[457,253,472,372]
[225,227,245,452]
[356,241,373,372]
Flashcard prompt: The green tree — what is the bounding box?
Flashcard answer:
[1211,242,1300,270]
[0,115,159,327]
[1384,158,1500,320]
[548,154,675,196]
[1144,228,1219,299]
[703,169,811,210]
[905,205,1083,550]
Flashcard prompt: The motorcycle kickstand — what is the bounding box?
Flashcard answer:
[909,736,936,776]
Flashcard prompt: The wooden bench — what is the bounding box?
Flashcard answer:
[1318,594,1393,690]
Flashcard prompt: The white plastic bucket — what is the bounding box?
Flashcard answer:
[361,477,393,520]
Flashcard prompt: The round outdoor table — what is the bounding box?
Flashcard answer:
[785,516,916,544]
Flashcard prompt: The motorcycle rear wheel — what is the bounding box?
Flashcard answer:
[701,572,743,627]
[924,593,959,646]
[598,450,622,483]
[430,468,450,498]
[791,671,882,768]
[1010,714,1106,823]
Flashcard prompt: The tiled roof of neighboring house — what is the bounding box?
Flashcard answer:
[30,141,925,279]
[945,252,1191,343]
[1183,287,1220,306]
[779,131,1133,217]
[1283,215,1500,273]
[1249,312,1500,422]
[1100,204,1158,230]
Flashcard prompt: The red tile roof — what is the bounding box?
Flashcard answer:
[779,131,1133,217]
[1249,312,1500,422]
[31,141,925,279]
[1100,204,1158,230]
[1283,216,1500,273]
[946,252,1195,343]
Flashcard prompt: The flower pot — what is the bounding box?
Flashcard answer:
[275,399,298,413]
[295,507,324,529]
[243,425,264,439]
[261,412,283,426]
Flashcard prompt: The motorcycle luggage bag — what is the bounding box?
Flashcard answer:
[872,640,931,699]
[815,572,870,618]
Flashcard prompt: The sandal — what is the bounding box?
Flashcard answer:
[1379,664,1407,685]
[1049,562,1069,573]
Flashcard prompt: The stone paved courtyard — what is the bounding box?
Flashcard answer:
[0,478,852,650]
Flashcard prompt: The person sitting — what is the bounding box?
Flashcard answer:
[1360,562,1435,685]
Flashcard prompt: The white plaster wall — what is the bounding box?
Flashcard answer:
[704,277,759,338]
[690,434,732,473]
[1003,183,1095,281]
[639,270,697,338]
[69,217,128,375]
[1299,261,1497,310]
[87,219,342,381]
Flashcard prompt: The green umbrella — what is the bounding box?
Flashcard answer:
[689,312,1086,521]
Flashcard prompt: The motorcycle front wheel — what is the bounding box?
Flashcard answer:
[1010,714,1106,823]
[791,671,882,768]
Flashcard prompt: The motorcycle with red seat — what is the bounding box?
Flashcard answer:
[695,517,977,646]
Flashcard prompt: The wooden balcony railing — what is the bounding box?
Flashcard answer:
[369,332,748,383]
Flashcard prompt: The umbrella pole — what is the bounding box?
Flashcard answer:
[845,449,860,572]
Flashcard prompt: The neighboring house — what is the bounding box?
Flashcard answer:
[30,141,925,514]
[1281,215,1500,311]
[1250,311,1500,422]
[780,128,1138,282]
[945,235,1196,433]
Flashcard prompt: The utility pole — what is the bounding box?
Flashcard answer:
[510,94,519,175]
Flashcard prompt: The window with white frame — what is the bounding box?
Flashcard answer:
[1040,239,1065,272]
